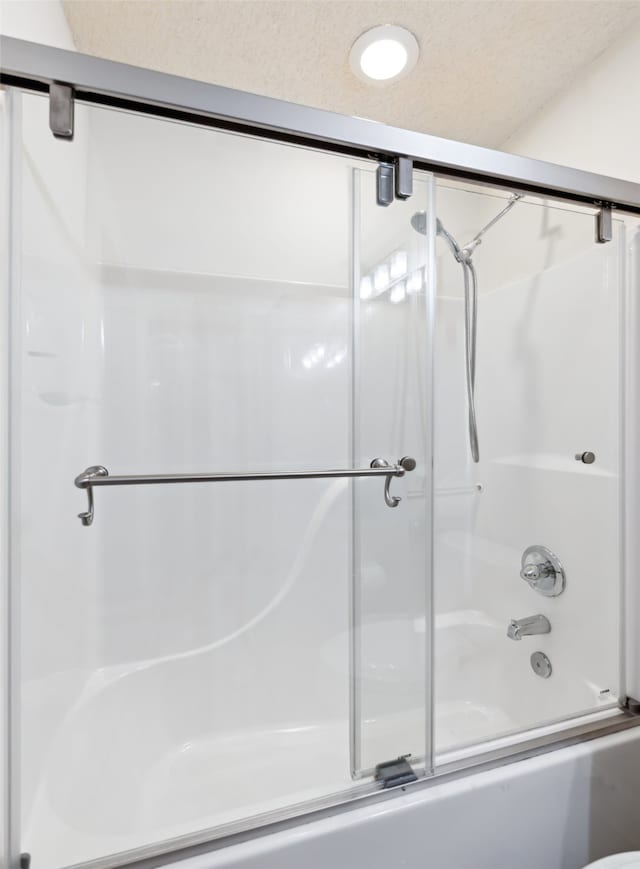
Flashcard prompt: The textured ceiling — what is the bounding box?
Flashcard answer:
[62,0,640,148]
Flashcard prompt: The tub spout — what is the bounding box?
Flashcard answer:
[507,614,551,641]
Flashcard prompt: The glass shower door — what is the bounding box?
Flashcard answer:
[9,90,435,868]
[351,168,434,779]
[432,180,624,756]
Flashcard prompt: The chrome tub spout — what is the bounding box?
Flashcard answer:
[507,614,551,641]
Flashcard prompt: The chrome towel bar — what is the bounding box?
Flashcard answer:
[74,456,417,526]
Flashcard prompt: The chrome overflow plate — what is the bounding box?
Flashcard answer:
[520,545,565,597]
[531,651,552,679]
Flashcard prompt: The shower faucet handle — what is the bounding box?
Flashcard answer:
[521,562,553,582]
[520,545,565,597]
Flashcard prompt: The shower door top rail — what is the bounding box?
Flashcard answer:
[74,456,417,526]
[2,36,640,213]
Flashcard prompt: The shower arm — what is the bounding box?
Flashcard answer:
[461,194,522,257]
[74,456,417,526]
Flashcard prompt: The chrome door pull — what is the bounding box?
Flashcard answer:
[74,456,417,526]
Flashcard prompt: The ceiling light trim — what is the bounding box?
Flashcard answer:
[350,25,420,85]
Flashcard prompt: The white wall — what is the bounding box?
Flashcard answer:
[503,20,640,183]
[0,0,73,48]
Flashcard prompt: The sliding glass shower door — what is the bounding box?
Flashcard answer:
[351,168,433,778]
[432,180,624,756]
[9,91,434,867]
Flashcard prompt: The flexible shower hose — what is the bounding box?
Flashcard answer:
[462,256,479,463]
[437,222,480,463]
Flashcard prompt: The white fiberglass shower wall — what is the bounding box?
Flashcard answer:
[2,80,629,869]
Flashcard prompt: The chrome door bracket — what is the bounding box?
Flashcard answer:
[376,163,394,207]
[49,82,74,139]
[395,157,413,200]
[596,204,613,243]
[376,158,413,206]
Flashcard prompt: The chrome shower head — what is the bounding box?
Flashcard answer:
[410,210,427,235]
[410,211,443,236]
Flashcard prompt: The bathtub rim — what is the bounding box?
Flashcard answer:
[32,707,640,869]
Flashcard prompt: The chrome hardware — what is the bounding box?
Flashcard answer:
[370,456,416,507]
[531,651,552,678]
[377,158,413,205]
[460,193,522,258]
[507,614,551,641]
[49,82,74,139]
[374,755,418,788]
[76,465,108,526]
[376,163,394,207]
[596,204,613,244]
[435,483,483,496]
[520,545,565,597]
[575,451,596,464]
[394,157,413,200]
[5,36,640,217]
[75,457,417,525]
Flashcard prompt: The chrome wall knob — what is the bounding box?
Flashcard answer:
[520,545,565,597]
[520,562,553,582]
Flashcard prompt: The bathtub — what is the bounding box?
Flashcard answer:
[434,609,618,756]
[21,610,625,868]
[164,725,640,869]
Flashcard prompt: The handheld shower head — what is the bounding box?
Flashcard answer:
[410,211,444,236]
[410,211,427,235]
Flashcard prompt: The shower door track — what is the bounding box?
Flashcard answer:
[2,36,640,215]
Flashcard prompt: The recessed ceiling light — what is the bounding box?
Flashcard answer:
[350,25,419,84]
